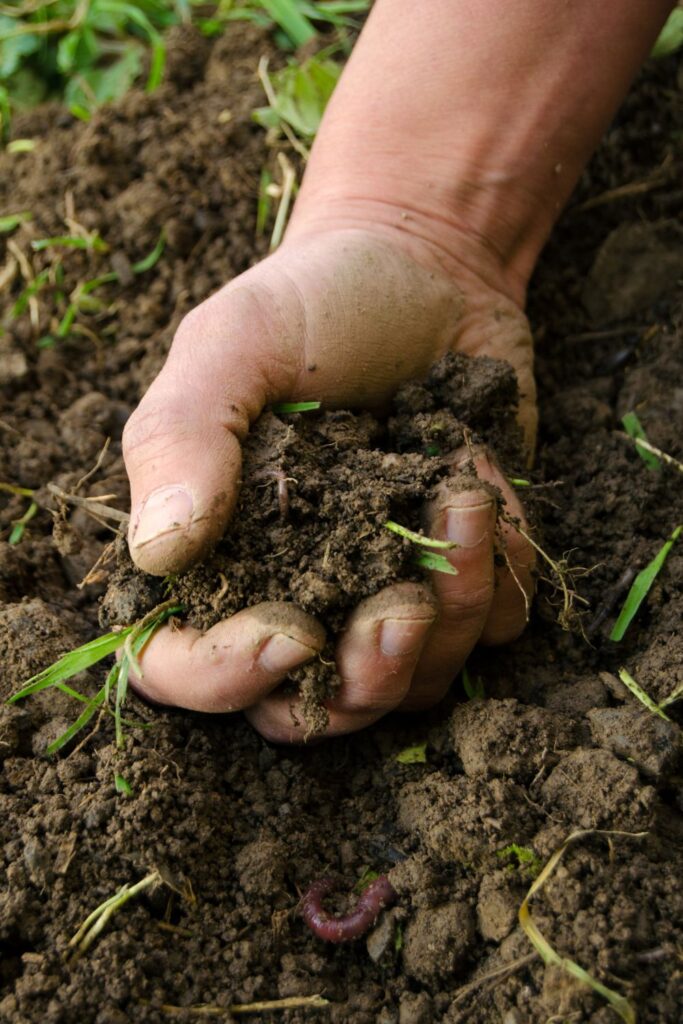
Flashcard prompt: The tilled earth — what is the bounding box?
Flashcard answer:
[0,24,682,1024]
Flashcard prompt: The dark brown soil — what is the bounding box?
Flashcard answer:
[1,23,682,1024]
[101,350,521,733]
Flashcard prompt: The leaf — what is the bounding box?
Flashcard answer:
[652,8,683,57]
[57,27,101,75]
[609,525,681,641]
[46,685,108,755]
[271,400,321,413]
[256,56,341,139]
[8,629,133,703]
[519,829,641,1024]
[621,411,660,470]
[617,667,670,721]
[7,137,35,153]
[462,665,485,700]
[0,18,41,80]
[414,550,459,576]
[385,520,457,550]
[131,232,165,273]
[4,67,46,109]
[259,0,317,47]
[395,742,427,765]
[0,211,32,233]
[64,44,143,110]
[32,234,108,253]
[114,773,133,796]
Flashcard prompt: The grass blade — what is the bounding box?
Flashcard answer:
[617,667,670,721]
[271,400,321,413]
[8,629,132,703]
[9,500,38,544]
[414,550,458,576]
[385,519,457,550]
[519,829,644,1024]
[259,0,317,46]
[622,412,660,470]
[131,232,165,273]
[31,234,108,253]
[46,685,107,755]
[610,525,681,641]
[0,211,32,233]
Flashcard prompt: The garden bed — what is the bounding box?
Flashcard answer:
[0,24,682,1024]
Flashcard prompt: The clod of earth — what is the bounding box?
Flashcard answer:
[301,875,397,942]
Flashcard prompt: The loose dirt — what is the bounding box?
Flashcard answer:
[0,23,682,1024]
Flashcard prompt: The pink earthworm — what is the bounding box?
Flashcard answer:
[301,876,397,942]
[253,468,291,518]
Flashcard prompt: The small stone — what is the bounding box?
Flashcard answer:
[366,908,399,963]
[588,706,680,779]
[398,991,433,1024]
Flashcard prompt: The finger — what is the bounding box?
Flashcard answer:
[246,583,437,742]
[129,602,324,712]
[123,280,294,576]
[399,482,497,711]
[463,450,536,645]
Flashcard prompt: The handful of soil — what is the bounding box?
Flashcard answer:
[101,353,523,732]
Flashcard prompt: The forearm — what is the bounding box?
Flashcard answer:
[288,0,674,302]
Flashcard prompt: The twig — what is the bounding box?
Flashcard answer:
[152,994,329,1016]
[47,483,130,524]
[74,436,111,493]
[449,953,536,1009]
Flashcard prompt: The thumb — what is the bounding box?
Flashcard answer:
[123,282,290,575]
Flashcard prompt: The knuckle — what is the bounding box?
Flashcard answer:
[438,580,493,623]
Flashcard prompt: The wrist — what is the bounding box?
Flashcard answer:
[287,0,674,305]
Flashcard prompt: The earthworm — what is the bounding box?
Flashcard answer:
[253,468,291,519]
[301,876,397,942]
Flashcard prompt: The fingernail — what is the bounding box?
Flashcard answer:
[380,616,434,657]
[132,486,193,548]
[259,633,317,674]
[445,495,494,548]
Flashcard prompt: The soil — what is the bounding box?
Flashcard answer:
[1,22,682,1024]
[101,350,521,734]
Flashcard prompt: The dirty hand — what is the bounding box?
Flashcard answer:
[122,0,668,740]
[122,224,536,740]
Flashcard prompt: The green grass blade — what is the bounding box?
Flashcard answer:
[10,268,50,318]
[57,303,77,338]
[259,0,317,46]
[46,685,107,755]
[131,232,165,273]
[271,400,321,413]
[0,211,32,233]
[8,629,132,703]
[610,525,682,641]
[414,550,458,576]
[8,500,38,544]
[462,664,485,699]
[622,412,660,470]
[31,234,108,253]
[385,519,457,550]
[395,742,427,764]
[617,667,670,721]
[114,773,133,796]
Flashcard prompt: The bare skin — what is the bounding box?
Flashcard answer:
[123,0,673,741]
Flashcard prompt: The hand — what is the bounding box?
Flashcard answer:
[123,224,536,740]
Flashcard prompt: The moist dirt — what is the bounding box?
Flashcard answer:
[0,24,682,1024]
